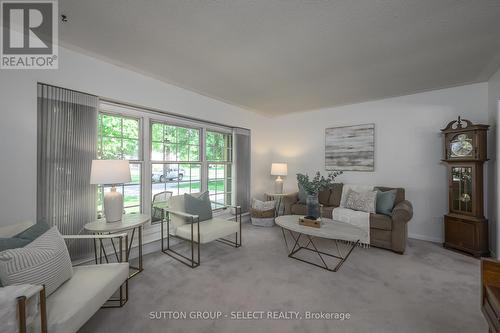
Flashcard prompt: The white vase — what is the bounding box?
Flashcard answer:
[104,187,123,222]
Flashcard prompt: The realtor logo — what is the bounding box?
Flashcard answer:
[1,0,58,69]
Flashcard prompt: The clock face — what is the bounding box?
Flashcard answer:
[450,134,473,157]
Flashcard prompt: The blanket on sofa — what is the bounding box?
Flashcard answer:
[332,184,373,247]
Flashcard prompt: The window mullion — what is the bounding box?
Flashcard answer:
[201,127,208,193]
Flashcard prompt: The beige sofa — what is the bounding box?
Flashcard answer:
[284,184,413,254]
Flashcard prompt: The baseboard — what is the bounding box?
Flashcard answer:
[408,233,442,243]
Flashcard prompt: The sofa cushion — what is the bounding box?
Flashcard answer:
[328,183,343,207]
[322,206,334,218]
[318,189,331,206]
[47,263,129,333]
[376,190,397,216]
[290,204,334,218]
[176,218,239,244]
[370,213,392,231]
[290,203,307,216]
[184,191,213,222]
[0,227,73,296]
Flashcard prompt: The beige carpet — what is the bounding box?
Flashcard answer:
[80,222,487,333]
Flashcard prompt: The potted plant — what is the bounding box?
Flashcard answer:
[296,171,343,219]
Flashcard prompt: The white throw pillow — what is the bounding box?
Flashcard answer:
[252,199,276,211]
[344,189,377,213]
[0,226,73,296]
[339,184,375,207]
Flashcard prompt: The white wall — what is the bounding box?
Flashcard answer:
[0,46,272,225]
[488,68,500,257]
[0,43,497,248]
[268,83,490,243]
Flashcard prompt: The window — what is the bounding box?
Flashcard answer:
[96,101,239,219]
[206,131,232,208]
[151,122,202,198]
[97,113,142,214]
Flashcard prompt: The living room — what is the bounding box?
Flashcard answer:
[1,1,500,333]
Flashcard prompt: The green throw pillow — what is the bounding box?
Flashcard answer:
[298,184,307,204]
[184,191,213,222]
[376,190,397,216]
[14,222,50,242]
[0,237,30,252]
[0,222,50,287]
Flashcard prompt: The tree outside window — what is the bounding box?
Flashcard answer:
[97,113,142,215]
[151,122,201,198]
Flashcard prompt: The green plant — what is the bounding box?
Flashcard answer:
[296,171,343,195]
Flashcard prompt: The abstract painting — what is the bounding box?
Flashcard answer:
[325,124,375,171]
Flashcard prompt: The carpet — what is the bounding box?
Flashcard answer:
[80,222,487,333]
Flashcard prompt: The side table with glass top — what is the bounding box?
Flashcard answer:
[84,214,150,278]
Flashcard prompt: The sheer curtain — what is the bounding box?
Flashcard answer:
[37,83,99,259]
[233,128,251,213]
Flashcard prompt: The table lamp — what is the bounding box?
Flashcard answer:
[271,163,287,194]
[90,160,131,223]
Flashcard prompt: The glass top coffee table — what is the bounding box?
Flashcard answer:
[275,215,367,272]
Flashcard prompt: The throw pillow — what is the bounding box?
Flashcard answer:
[0,226,73,296]
[0,238,30,252]
[13,221,50,242]
[328,183,343,207]
[184,191,213,222]
[344,189,377,213]
[298,184,307,204]
[252,199,276,211]
[318,189,331,206]
[376,190,397,216]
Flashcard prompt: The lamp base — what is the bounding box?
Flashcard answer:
[104,187,123,223]
[274,177,284,194]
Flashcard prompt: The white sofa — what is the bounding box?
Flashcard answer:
[0,222,129,333]
[160,193,242,268]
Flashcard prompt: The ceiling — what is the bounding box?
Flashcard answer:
[59,0,500,116]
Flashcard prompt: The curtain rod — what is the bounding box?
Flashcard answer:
[38,82,251,133]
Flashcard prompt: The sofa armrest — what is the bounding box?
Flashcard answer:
[63,233,128,240]
[63,233,129,263]
[11,285,47,333]
[390,200,413,254]
[164,208,199,222]
[392,200,413,224]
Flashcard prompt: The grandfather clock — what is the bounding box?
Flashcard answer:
[441,117,489,257]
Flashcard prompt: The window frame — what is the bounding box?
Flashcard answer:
[97,101,236,219]
[97,110,144,215]
[206,130,233,208]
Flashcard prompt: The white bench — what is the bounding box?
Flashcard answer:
[0,222,129,333]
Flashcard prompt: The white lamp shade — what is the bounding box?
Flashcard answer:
[90,160,131,185]
[271,163,288,176]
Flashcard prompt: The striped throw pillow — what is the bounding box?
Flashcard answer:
[0,226,73,296]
